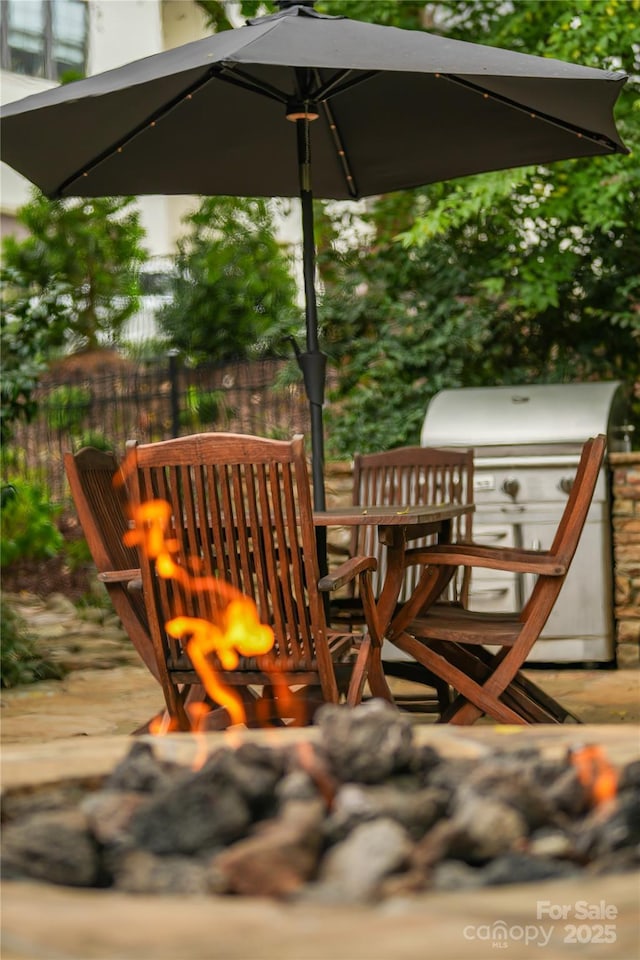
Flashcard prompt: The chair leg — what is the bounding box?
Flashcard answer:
[434,643,567,724]
[393,631,527,725]
[346,635,372,706]
[366,643,395,704]
[472,646,580,722]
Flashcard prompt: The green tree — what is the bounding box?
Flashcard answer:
[198,1,639,453]
[0,267,70,444]
[158,196,300,364]
[1,191,147,352]
[318,195,484,454]
[1,191,147,443]
[319,0,640,454]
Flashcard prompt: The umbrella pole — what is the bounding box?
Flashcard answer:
[295,116,328,576]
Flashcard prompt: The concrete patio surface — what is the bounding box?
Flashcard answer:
[1,591,639,743]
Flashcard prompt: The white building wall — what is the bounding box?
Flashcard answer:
[0,0,209,256]
[1,74,57,219]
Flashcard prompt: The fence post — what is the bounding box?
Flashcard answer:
[168,349,180,438]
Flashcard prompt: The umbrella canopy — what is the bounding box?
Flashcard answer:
[0,3,627,198]
[1,0,628,535]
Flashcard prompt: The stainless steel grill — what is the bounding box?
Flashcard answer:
[420,381,630,664]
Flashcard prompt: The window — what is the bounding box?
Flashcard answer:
[1,0,87,81]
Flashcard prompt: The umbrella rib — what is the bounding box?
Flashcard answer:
[312,69,378,102]
[318,98,359,200]
[440,73,626,153]
[52,64,228,198]
[217,64,289,105]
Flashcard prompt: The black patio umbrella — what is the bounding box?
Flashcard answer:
[1,0,628,543]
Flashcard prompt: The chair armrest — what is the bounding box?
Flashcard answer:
[97,567,142,585]
[404,543,567,576]
[318,555,377,592]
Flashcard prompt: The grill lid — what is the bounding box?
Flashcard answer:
[421,381,628,450]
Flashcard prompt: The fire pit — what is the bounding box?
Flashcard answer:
[3,703,639,897]
[2,709,640,960]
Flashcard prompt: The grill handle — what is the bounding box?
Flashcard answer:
[473,531,510,544]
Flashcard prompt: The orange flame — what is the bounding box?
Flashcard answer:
[570,744,618,807]
[168,611,273,727]
[185,701,213,770]
[123,499,182,582]
[127,497,275,731]
[148,711,178,736]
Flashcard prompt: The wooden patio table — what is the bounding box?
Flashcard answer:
[313,503,474,643]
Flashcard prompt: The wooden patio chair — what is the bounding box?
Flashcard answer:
[336,445,474,606]
[330,445,474,713]
[64,447,159,683]
[124,432,389,731]
[64,447,229,732]
[387,435,607,724]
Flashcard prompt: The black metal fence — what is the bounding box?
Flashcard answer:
[8,355,312,503]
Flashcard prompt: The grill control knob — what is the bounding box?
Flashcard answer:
[502,477,520,500]
[559,476,574,495]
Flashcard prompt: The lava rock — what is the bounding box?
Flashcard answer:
[82,790,150,845]
[213,799,324,898]
[312,817,413,903]
[1,809,103,887]
[324,782,448,843]
[127,763,251,856]
[108,848,212,895]
[618,759,640,794]
[544,767,591,819]
[425,758,476,797]
[103,741,179,794]
[576,792,640,859]
[451,796,528,862]
[454,760,557,830]
[527,827,576,860]
[315,699,414,784]
[203,743,284,819]
[276,769,321,804]
[479,852,580,886]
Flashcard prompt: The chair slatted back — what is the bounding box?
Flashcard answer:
[352,446,474,603]
[126,433,337,699]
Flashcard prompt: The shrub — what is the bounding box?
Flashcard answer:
[45,385,91,433]
[0,598,65,687]
[1,480,63,567]
[181,385,234,429]
[72,431,114,453]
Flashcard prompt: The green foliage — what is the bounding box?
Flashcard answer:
[0,479,63,567]
[316,0,640,454]
[1,191,147,446]
[0,267,71,444]
[45,385,92,433]
[158,196,300,364]
[72,431,114,453]
[200,1,431,31]
[318,196,482,455]
[63,534,93,570]
[195,1,272,31]
[181,386,234,429]
[0,598,66,688]
[1,191,148,352]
